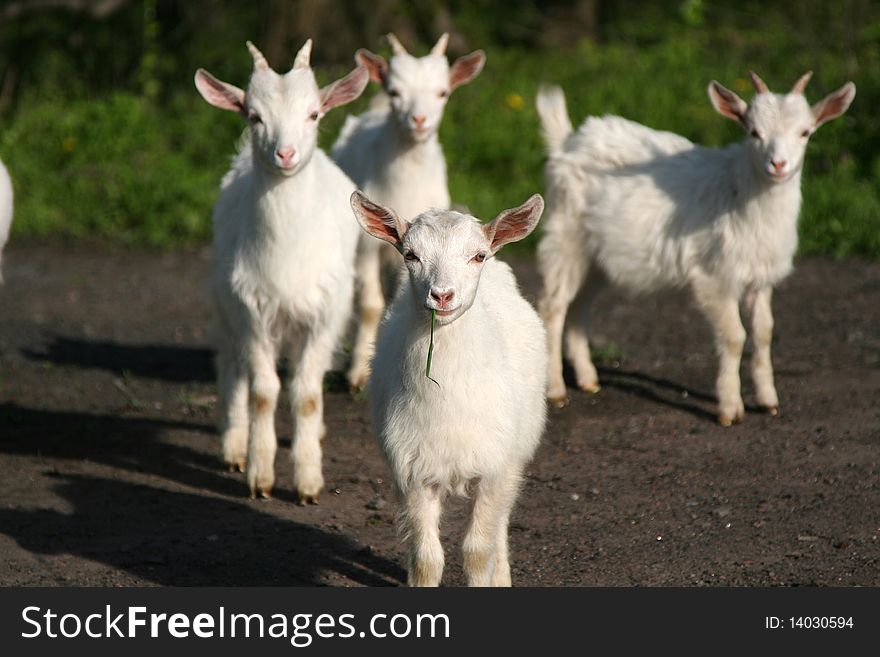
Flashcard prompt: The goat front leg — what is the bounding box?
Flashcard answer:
[746,286,779,415]
[246,338,281,498]
[400,485,444,587]
[289,329,334,504]
[692,277,746,426]
[216,341,249,472]
[347,239,385,392]
[463,470,522,587]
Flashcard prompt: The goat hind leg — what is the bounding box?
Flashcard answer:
[565,272,605,393]
[538,258,586,407]
[347,240,384,392]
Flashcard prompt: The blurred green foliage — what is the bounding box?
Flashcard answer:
[0,0,877,257]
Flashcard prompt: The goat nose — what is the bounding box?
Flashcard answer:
[276,148,295,165]
[771,159,786,172]
[430,288,454,306]
[412,115,426,127]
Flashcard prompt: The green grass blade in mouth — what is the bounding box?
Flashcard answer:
[426,309,440,387]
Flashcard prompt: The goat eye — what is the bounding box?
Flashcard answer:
[471,252,487,264]
[309,111,319,121]
[388,89,400,98]
[800,129,811,138]
[438,90,449,99]
[248,111,262,124]
[404,250,419,262]
[750,129,761,140]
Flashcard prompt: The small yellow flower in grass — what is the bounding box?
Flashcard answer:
[62,137,77,153]
[733,78,750,94]
[505,93,524,110]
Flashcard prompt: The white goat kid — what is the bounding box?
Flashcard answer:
[194,41,368,502]
[536,72,855,425]
[0,157,12,282]
[351,191,547,587]
[332,32,486,391]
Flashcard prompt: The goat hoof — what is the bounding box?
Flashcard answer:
[347,372,368,395]
[249,486,272,500]
[718,412,744,427]
[765,405,779,416]
[548,395,569,408]
[227,460,246,473]
[297,493,320,506]
[578,382,600,394]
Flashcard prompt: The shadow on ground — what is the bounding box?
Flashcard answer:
[22,335,352,393]
[23,337,215,383]
[592,365,766,422]
[0,472,404,586]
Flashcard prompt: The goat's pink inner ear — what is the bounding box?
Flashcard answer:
[449,50,486,91]
[194,69,246,114]
[708,81,748,124]
[485,194,544,252]
[351,192,407,247]
[321,66,369,114]
[811,82,856,128]
[355,49,388,84]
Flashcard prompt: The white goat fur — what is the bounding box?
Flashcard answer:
[351,191,547,587]
[332,33,486,391]
[536,73,855,424]
[194,41,368,501]
[0,158,12,282]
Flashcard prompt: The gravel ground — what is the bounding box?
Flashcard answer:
[0,243,877,586]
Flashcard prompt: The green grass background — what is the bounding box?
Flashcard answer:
[0,1,877,257]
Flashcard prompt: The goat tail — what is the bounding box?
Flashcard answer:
[536,84,573,156]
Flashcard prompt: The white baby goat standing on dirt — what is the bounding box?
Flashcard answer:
[194,41,368,502]
[0,157,12,282]
[536,72,855,425]
[332,33,486,391]
[350,191,547,587]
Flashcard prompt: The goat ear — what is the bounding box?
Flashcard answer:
[194,69,246,115]
[320,66,369,115]
[350,191,409,249]
[355,49,388,84]
[449,50,486,91]
[708,81,748,124]
[811,82,856,129]
[484,194,544,253]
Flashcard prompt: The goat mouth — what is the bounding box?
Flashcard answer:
[273,164,300,177]
[427,307,457,317]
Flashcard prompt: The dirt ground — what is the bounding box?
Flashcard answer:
[0,242,877,587]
